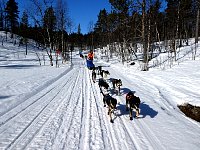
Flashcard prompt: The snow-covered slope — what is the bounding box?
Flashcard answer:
[0,33,200,149]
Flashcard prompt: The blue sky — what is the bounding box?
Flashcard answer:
[16,0,111,34]
[67,0,111,34]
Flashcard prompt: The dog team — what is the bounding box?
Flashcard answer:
[91,66,141,123]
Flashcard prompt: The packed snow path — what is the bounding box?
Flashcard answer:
[0,57,200,150]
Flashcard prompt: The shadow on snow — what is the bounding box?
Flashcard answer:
[0,64,39,69]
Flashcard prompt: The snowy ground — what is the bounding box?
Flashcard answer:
[0,35,200,150]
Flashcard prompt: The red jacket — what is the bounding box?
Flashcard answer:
[88,52,94,60]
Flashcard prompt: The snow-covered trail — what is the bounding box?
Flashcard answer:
[0,56,200,150]
[106,65,200,150]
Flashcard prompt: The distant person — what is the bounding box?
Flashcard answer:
[87,50,94,60]
[126,91,141,120]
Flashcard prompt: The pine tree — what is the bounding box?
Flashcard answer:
[19,11,29,54]
[5,0,19,36]
[78,23,81,34]
[0,0,5,30]
[77,24,83,49]
[43,6,56,31]
[109,0,131,64]
[21,11,28,28]
[94,9,108,48]
[43,6,56,49]
[95,9,108,33]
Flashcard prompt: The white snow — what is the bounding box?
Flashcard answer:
[0,32,200,150]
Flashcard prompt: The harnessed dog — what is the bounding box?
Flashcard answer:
[97,66,102,75]
[126,92,141,120]
[99,78,109,107]
[100,70,110,79]
[111,78,122,95]
[98,78,109,89]
[104,95,117,123]
[98,79,117,123]
[92,69,96,83]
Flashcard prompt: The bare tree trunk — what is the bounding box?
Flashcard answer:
[46,28,53,66]
[194,8,199,60]
[155,22,161,52]
[42,53,45,66]
[35,52,41,66]
[55,0,70,63]
[175,1,180,61]
[25,41,28,55]
[147,16,151,62]
[55,53,59,68]
[142,0,148,71]
[121,38,126,64]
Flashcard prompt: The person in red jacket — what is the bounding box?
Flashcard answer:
[87,50,94,60]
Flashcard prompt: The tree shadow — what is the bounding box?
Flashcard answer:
[0,64,39,69]
[0,95,12,100]
[139,102,158,118]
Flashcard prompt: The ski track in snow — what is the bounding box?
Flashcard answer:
[0,67,78,149]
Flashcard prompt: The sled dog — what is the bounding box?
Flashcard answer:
[126,91,141,120]
[111,78,122,95]
[92,69,96,83]
[103,95,117,123]
[98,78,109,89]
[100,70,110,79]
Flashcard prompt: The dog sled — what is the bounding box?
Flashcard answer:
[86,59,95,70]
